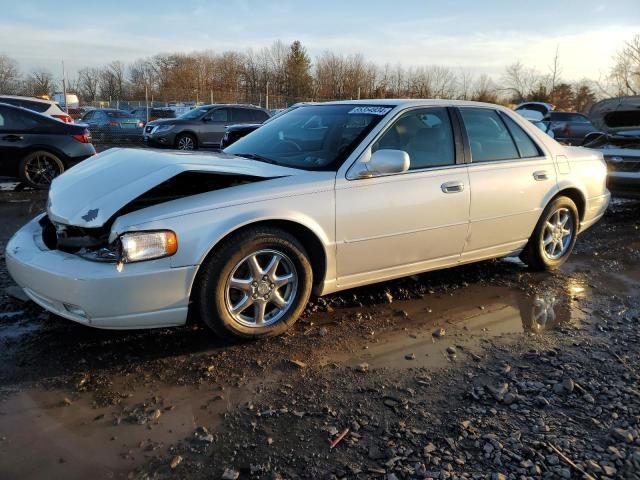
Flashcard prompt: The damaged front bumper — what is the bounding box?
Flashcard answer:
[6,214,196,330]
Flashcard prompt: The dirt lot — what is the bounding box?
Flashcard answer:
[0,181,639,480]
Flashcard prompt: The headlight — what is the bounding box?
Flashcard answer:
[154,125,174,134]
[119,230,178,263]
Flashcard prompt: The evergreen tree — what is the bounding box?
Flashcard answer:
[285,41,312,103]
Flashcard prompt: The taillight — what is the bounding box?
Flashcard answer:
[53,114,73,123]
[72,129,91,143]
[138,121,144,128]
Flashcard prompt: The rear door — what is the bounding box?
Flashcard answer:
[458,107,557,261]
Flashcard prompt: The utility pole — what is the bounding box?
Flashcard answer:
[266,81,269,111]
[145,84,149,123]
[61,59,68,114]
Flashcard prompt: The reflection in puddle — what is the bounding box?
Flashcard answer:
[338,281,588,371]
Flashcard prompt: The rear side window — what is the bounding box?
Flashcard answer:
[20,100,50,113]
[232,108,253,122]
[0,108,25,130]
[252,110,270,122]
[460,108,519,162]
[501,114,542,158]
[106,110,133,118]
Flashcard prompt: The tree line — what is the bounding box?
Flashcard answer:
[0,35,638,112]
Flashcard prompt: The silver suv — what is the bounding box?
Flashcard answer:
[144,104,270,150]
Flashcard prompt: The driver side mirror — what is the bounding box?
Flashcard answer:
[353,149,410,178]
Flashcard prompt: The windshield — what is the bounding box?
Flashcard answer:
[179,106,209,120]
[224,104,391,171]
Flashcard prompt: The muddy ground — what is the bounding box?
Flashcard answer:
[0,180,638,480]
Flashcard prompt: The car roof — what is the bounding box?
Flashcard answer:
[198,103,267,110]
[0,95,56,105]
[302,99,509,109]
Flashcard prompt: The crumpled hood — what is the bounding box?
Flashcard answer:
[47,148,302,228]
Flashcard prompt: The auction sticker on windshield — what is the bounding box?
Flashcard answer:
[348,106,392,115]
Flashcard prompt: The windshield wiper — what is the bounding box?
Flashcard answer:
[234,153,278,165]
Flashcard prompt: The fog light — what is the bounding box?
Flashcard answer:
[64,303,87,317]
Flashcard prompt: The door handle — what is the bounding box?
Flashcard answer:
[533,170,549,181]
[2,134,23,142]
[441,181,465,193]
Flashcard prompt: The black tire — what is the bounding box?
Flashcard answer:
[195,227,313,340]
[19,150,65,189]
[175,133,197,151]
[520,196,579,271]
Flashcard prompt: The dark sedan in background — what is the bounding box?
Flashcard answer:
[144,104,270,150]
[130,107,176,125]
[77,108,144,143]
[547,111,597,145]
[0,103,95,188]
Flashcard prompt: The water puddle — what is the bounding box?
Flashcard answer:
[0,378,256,480]
[336,282,588,371]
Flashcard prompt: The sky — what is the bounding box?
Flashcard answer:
[0,0,638,82]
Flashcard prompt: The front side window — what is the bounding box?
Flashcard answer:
[210,108,229,122]
[460,108,519,162]
[372,107,455,169]
[224,104,390,171]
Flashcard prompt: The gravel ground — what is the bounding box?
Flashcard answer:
[0,185,638,480]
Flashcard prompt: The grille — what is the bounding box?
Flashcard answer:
[605,156,640,173]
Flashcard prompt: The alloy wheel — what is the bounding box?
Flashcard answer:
[224,249,298,328]
[177,136,194,150]
[541,207,574,260]
[23,153,63,187]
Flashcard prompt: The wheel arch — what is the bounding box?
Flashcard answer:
[190,218,330,304]
[175,130,199,147]
[553,187,586,222]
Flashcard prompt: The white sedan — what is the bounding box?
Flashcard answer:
[6,100,610,339]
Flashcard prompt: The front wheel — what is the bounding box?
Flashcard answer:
[520,196,579,271]
[175,133,197,151]
[195,227,313,340]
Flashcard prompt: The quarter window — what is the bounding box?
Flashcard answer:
[372,107,456,170]
[501,114,542,158]
[231,108,253,122]
[460,108,519,162]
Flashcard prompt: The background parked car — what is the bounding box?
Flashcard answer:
[67,106,95,121]
[0,95,73,124]
[585,95,640,198]
[78,108,144,143]
[0,103,95,188]
[220,104,304,148]
[129,107,176,125]
[547,111,597,145]
[144,104,270,150]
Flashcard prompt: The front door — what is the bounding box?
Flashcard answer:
[335,107,470,288]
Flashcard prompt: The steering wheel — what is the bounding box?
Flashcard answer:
[280,139,302,152]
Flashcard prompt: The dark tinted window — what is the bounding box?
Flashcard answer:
[232,108,253,122]
[461,108,519,162]
[22,100,50,112]
[252,109,270,122]
[501,114,542,158]
[83,111,95,120]
[0,107,26,130]
[372,107,455,169]
[105,110,133,118]
[210,108,229,122]
[549,112,591,123]
[0,98,20,107]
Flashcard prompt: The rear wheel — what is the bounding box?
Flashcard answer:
[19,150,65,189]
[176,133,197,151]
[520,196,579,271]
[195,227,313,340]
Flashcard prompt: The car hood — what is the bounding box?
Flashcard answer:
[47,148,304,228]
[589,96,640,133]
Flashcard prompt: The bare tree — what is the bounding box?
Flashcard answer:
[23,69,55,97]
[608,34,640,95]
[548,45,562,103]
[0,54,20,94]
[501,61,540,102]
